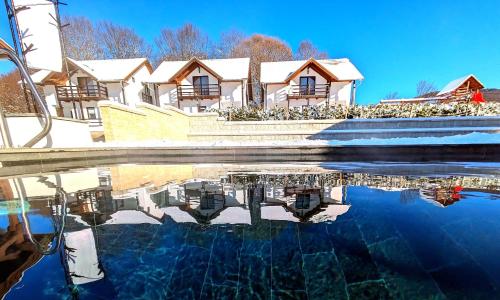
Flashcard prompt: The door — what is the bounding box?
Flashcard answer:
[77,77,97,96]
[299,76,316,95]
[192,76,209,96]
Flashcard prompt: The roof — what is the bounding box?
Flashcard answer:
[30,57,152,84]
[30,69,53,84]
[148,57,250,83]
[261,58,364,83]
[67,57,151,82]
[437,74,484,96]
[261,205,300,222]
[211,207,251,225]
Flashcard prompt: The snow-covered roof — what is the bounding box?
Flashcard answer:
[261,58,364,83]
[148,57,250,83]
[211,207,251,225]
[437,74,484,96]
[162,206,197,223]
[30,69,53,84]
[67,57,150,82]
[261,205,300,222]
[29,57,151,84]
[309,204,350,223]
[105,210,162,225]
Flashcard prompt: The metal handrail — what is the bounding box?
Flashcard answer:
[0,45,52,147]
[13,178,68,255]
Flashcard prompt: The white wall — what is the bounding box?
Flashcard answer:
[123,64,151,107]
[156,65,247,113]
[42,85,58,116]
[1,115,93,148]
[264,67,354,109]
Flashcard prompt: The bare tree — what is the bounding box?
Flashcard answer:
[416,80,438,97]
[383,92,400,100]
[294,40,328,60]
[232,34,293,103]
[155,23,209,62]
[0,70,30,113]
[97,21,152,59]
[213,30,246,58]
[62,16,104,60]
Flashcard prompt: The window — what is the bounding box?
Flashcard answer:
[193,76,209,95]
[198,105,207,112]
[296,193,311,209]
[200,193,215,210]
[86,107,98,119]
[142,84,153,104]
[299,76,316,95]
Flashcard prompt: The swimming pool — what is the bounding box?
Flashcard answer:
[1,163,499,299]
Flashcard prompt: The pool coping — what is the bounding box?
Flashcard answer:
[0,144,499,177]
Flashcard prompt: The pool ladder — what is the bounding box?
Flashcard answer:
[0,38,52,148]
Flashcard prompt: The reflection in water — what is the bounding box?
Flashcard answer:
[0,164,499,299]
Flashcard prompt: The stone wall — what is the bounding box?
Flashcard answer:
[98,102,500,142]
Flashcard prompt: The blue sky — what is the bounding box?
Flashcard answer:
[1,0,499,104]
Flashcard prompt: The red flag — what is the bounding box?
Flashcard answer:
[472,91,486,104]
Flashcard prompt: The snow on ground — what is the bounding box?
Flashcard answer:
[96,132,500,148]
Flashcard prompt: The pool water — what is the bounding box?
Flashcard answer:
[0,163,499,299]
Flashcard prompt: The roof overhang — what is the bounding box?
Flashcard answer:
[168,57,223,84]
[284,58,339,83]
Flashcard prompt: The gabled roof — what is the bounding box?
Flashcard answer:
[284,58,339,83]
[261,58,364,83]
[30,57,152,85]
[437,74,484,96]
[168,57,223,83]
[148,57,250,83]
[67,57,152,82]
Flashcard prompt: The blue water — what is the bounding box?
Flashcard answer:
[1,165,499,299]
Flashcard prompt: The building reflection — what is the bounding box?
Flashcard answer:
[1,164,499,299]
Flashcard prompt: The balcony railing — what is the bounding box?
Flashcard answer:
[288,84,330,99]
[177,84,221,100]
[56,84,108,101]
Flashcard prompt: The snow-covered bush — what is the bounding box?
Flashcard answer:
[211,102,500,121]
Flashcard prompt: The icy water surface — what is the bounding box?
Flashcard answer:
[0,163,499,299]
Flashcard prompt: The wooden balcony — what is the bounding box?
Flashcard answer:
[287,84,330,99]
[177,84,221,100]
[55,84,108,101]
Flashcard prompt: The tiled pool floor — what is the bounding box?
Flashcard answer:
[1,164,499,299]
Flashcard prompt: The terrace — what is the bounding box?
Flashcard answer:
[176,84,221,100]
[287,83,330,99]
[55,84,109,101]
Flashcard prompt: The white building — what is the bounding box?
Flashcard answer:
[31,57,153,122]
[260,58,364,109]
[147,57,250,113]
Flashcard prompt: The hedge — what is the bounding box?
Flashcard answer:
[211,102,500,121]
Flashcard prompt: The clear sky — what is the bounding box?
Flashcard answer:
[0,0,499,104]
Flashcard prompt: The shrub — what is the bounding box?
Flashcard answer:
[210,102,500,121]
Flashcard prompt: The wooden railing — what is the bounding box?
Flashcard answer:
[55,84,108,100]
[288,84,330,99]
[177,84,221,100]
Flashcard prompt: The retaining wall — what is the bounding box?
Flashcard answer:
[98,102,500,142]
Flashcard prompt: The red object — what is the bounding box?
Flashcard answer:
[453,186,463,193]
[472,91,486,104]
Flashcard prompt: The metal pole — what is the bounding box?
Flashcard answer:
[0,109,13,148]
[0,47,52,147]
[4,0,35,112]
